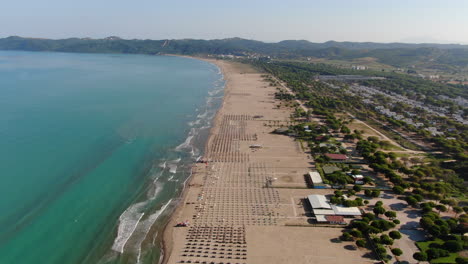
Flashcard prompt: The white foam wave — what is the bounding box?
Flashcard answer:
[130,200,172,261]
[197,111,208,119]
[168,164,177,174]
[175,134,194,151]
[208,88,223,96]
[111,202,146,253]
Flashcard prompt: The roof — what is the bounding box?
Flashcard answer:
[315,135,325,141]
[326,215,345,222]
[307,194,332,209]
[331,205,362,216]
[351,174,364,180]
[325,153,348,160]
[313,209,336,215]
[308,171,323,184]
[316,215,328,222]
[322,165,341,175]
[274,127,289,133]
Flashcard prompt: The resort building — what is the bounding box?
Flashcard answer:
[307,194,362,224]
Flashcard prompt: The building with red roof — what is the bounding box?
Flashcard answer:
[325,153,348,161]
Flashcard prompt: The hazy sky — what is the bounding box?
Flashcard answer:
[2,0,468,43]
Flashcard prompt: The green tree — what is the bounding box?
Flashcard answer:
[384,211,397,219]
[405,196,418,207]
[364,189,372,197]
[356,239,366,247]
[456,257,468,264]
[391,248,403,256]
[380,234,394,245]
[413,252,427,261]
[373,206,386,216]
[444,240,463,252]
[389,231,402,240]
[353,185,362,192]
[436,204,447,214]
[453,206,463,216]
[350,229,363,238]
[341,232,352,241]
[392,185,405,194]
[426,248,449,260]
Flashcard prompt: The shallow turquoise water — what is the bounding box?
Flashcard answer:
[0,51,222,264]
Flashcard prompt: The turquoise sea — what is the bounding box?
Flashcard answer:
[0,51,223,264]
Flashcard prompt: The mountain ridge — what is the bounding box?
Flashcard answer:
[1,36,468,67]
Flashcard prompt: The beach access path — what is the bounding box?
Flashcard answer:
[162,59,374,264]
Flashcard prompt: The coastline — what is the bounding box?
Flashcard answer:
[159,56,229,264]
[159,56,371,264]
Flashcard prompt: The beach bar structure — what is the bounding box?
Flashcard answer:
[307,194,362,223]
[307,171,326,188]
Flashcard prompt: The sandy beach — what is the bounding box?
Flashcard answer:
[161,59,373,264]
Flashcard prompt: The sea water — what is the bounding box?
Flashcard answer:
[0,51,224,264]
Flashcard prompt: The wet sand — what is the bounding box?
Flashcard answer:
[161,59,372,264]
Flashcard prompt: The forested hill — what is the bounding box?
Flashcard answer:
[1,36,468,67]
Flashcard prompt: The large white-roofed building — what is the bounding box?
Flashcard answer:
[307,194,362,223]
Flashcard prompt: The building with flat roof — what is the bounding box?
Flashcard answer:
[331,205,362,216]
[307,194,331,209]
[307,171,326,188]
[307,194,362,222]
[322,165,341,175]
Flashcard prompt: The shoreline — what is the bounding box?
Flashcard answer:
[159,56,229,264]
[159,56,370,264]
